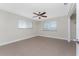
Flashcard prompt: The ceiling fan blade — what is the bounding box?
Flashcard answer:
[33,12,39,16]
[38,12,41,14]
[41,15,47,18]
[33,16,38,18]
[40,12,46,15]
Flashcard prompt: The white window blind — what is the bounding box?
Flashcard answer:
[43,20,57,31]
[18,20,32,28]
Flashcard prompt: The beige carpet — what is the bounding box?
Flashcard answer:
[0,36,76,56]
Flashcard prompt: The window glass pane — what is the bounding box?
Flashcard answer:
[43,20,57,31]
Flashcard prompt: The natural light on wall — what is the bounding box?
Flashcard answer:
[18,19,32,28]
[43,20,57,31]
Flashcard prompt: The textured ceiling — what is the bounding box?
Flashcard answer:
[0,3,72,21]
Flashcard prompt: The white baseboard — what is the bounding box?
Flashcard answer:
[71,39,76,41]
[67,39,71,42]
[0,35,36,46]
[38,35,67,41]
[64,38,76,42]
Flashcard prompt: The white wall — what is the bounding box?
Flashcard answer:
[38,16,69,40]
[0,10,37,46]
[76,3,79,56]
[33,21,40,36]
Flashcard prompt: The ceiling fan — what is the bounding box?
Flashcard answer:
[33,12,47,19]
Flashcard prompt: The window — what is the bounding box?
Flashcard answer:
[18,20,32,28]
[43,20,57,31]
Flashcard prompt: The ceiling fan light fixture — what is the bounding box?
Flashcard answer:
[33,11,47,19]
[64,3,68,5]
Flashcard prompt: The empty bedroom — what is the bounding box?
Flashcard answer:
[0,3,76,56]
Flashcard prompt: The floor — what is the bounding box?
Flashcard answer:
[0,36,76,56]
